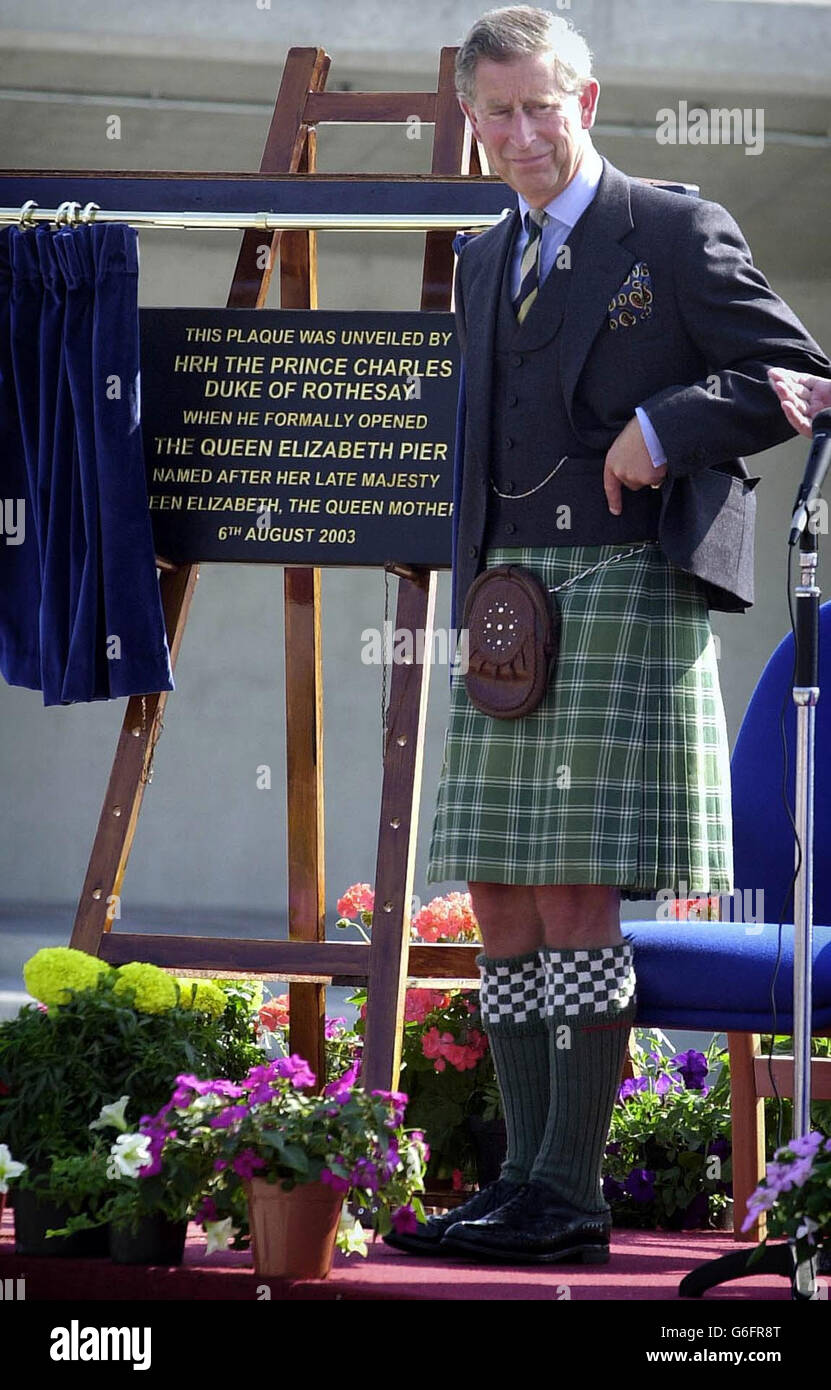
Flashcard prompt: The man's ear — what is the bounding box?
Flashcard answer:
[458,95,481,142]
[580,78,601,130]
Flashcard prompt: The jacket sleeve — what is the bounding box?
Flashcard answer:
[638,196,831,477]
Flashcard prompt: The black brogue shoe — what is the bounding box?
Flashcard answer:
[382,1178,526,1257]
[439,1179,611,1264]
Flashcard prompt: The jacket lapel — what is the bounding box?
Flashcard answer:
[460,207,518,471]
[559,158,638,412]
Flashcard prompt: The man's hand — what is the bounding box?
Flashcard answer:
[603,415,667,515]
[767,367,831,438]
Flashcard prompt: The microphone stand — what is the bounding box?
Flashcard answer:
[679,497,822,1301]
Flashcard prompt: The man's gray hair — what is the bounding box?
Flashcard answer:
[456,7,593,103]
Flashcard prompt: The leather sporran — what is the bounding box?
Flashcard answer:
[462,564,559,718]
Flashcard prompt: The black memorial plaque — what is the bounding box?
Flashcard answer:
[139,309,459,566]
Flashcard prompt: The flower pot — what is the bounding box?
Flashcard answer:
[108,1215,188,1266]
[466,1114,507,1189]
[245,1178,343,1279]
[12,1188,110,1258]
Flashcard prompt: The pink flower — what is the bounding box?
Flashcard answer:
[337,883,375,918]
[452,1168,464,1192]
[259,995,289,1031]
[403,989,451,1024]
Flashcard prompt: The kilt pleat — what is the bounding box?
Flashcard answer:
[426,542,733,896]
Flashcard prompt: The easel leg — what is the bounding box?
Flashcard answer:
[70,563,198,955]
[362,567,438,1093]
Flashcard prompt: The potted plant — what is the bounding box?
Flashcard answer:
[141,1055,430,1279]
[0,948,264,1255]
[603,1029,733,1230]
[742,1130,831,1266]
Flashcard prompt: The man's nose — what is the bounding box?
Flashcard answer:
[507,110,536,147]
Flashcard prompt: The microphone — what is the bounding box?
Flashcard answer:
[789,407,831,546]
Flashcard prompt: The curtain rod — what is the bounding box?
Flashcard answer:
[0,200,505,233]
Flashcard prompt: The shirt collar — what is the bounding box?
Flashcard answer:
[517,141,603,230]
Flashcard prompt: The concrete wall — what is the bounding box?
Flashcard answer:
[0,1,829,934]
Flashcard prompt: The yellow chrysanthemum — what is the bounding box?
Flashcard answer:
[176,978,226,1019]
[113,962,178,1015]
[23,947,114,1006]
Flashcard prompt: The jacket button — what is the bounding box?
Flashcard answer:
[468,544,478,558]
[510,353,523,367]
[503,480,514,493]
[505,522,516,535]
[505,437,514,449]
[508,394,518,407]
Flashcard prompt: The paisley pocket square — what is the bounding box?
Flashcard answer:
[608,261,654,329]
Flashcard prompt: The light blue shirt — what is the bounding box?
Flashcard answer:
[513,142,666,468]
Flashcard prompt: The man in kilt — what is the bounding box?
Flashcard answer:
[384,6,829,1263]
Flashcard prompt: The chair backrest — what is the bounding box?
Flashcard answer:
[731,598,831,924]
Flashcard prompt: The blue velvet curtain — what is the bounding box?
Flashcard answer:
[0,221,172,704]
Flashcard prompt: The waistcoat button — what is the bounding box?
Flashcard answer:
[508,394,518,407]
[505,522,516,535]
[468,544,478,558]
[505,437,514,449]
[510,353,523,367]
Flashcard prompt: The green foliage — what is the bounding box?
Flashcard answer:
[0,974,263,1169]
[604,1030,733,1229]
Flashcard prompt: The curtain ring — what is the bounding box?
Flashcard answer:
[18,199,39,228]
[54,200,81,228]
[80,202,100,224]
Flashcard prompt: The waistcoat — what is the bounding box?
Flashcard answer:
[483,214,661,551]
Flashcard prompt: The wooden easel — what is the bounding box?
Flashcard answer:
[66,46,486,1094]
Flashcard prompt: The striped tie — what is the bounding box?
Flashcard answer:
[514,208,549,325]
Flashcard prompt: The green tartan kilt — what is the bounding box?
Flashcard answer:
[426,542,733,897]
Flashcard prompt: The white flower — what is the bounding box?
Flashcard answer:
[0,1144,26,1194]
[338,1205,369,1257]
[795,1216,821,1244]
[89,1096,131,1134]
[109,1133,153,1178]
[204,1217,238,1256]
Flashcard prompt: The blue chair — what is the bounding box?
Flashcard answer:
[626,600,831,1240]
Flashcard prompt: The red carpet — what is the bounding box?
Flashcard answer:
[0,1208,789,1300]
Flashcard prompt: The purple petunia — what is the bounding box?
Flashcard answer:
[323,1061,359,1104]
[371,1089,408,1127]
[624,1168,656,1203]
[708,1136,731,1162]
[671,1049,709,1091]
[231,1148,266,1180]
[654,1073,672,1096]
[274,1055,317,1089]
[602,1175,625,1202]
[208,1105,250,1130]
[390,1204,419,1235]
[325,1017,347,1039]
[618,1076,649,1101]
[321,1167,350,1194]
[350,1157,380,1192]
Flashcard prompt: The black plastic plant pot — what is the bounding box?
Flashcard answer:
[12,1188,110,1258]
[108,1214,188,1266]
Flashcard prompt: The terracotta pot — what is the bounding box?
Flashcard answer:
[245,1178,343,1279]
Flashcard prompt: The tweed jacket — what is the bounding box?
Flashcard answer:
[451,156,830,621]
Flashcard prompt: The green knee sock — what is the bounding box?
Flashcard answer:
[476,948,550,1185]
[529,941,637,1214]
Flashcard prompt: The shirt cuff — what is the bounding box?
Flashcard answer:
[635,407,668,468]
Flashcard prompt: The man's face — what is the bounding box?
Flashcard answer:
[460,51,599,207]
